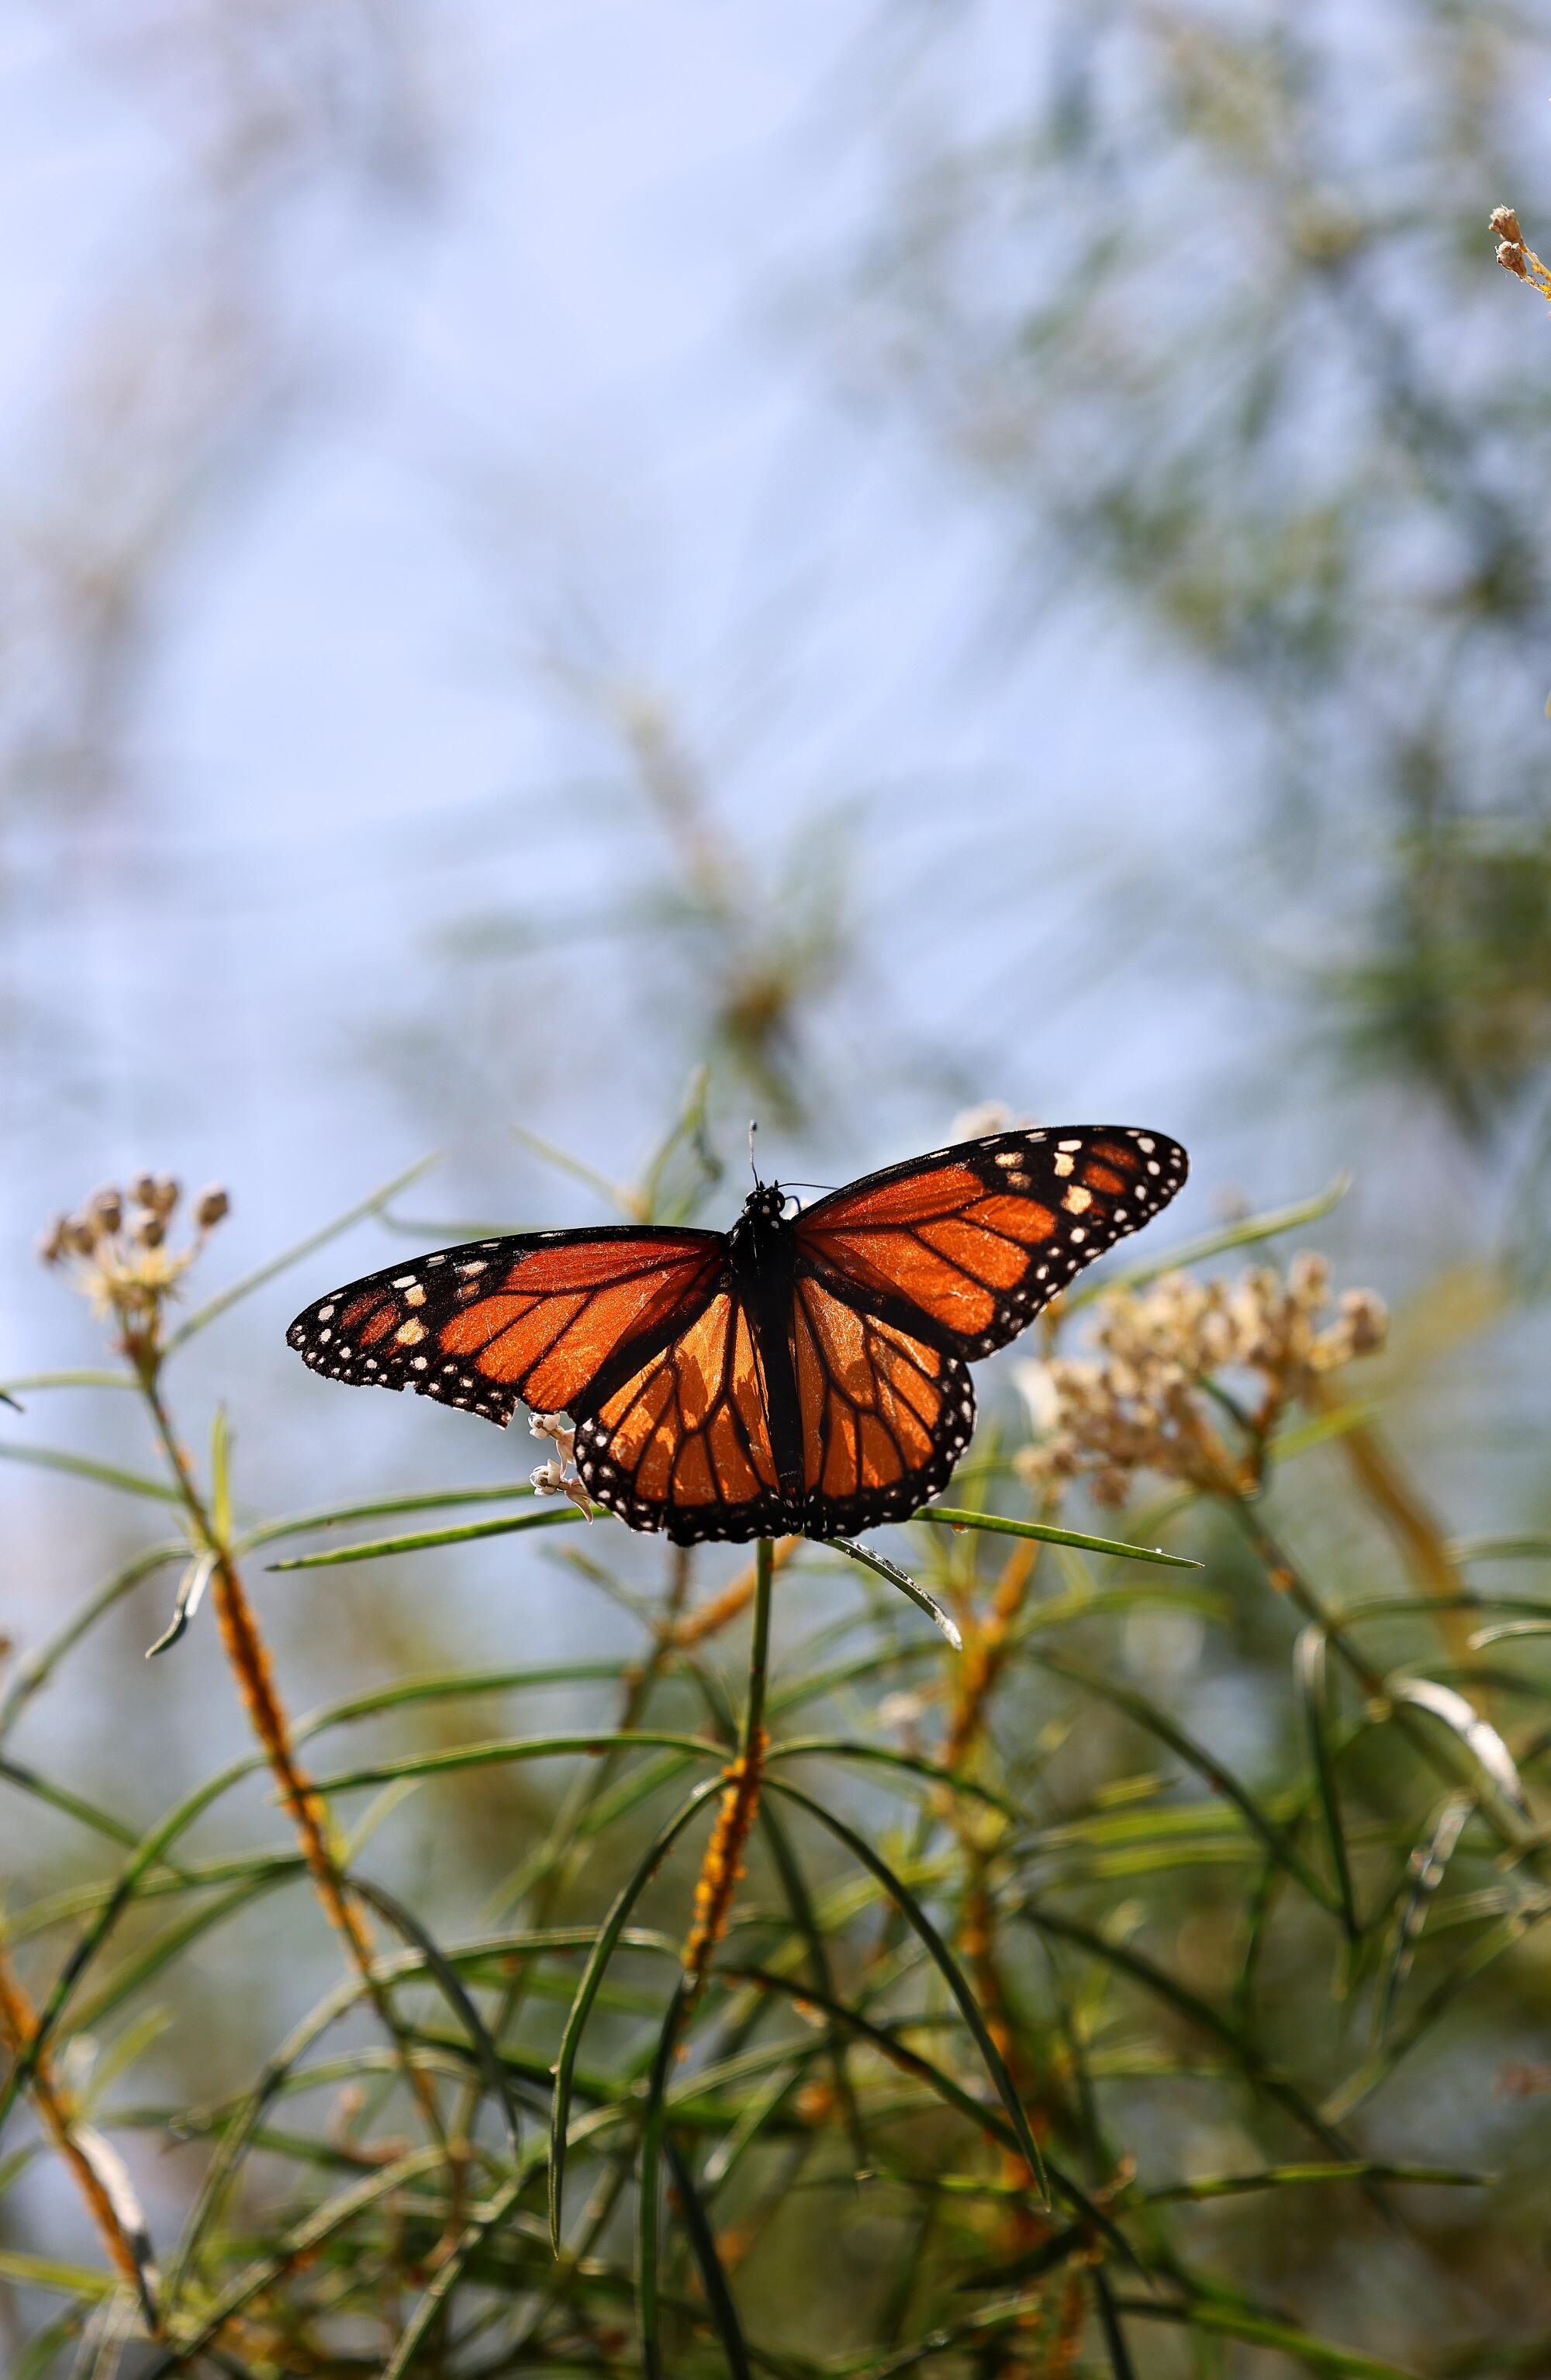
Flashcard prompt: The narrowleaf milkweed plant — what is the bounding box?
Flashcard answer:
[1,1127,1548,2377]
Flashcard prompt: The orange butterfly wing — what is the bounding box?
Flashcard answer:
[795,1126,1187,1360]
[287,1229,724,1427]
[572,1286,786,1544]
[789,1272,974,1537]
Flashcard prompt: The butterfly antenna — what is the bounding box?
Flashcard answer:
[748,1119,760,1188]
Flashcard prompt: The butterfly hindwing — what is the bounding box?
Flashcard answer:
[794,1126,1188,1358]
[286,1228,724,1429]
[572,1285,788,1545]
[789,1271,974,1538]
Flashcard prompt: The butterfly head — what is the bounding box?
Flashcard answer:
[743,1181,792,1229]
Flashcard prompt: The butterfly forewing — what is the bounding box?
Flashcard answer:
[286,1228,723,1427]
[795,1126,1187,1358]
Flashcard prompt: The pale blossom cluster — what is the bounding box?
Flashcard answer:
[40,1174,230,1350]
[529,1412,594,1520]
[1014,1254,1387,1507]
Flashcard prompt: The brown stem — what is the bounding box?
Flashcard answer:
[682,1535,776,1991]
[135,1371,448,2160]
[1301,1377,1477,1674]
[0,1949,157,2329]
[682,1731,769,1989]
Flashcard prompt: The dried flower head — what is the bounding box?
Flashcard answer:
[40,1172,227,1370]
[1015,1254,1387,1505]
[194,1185,230,1231]
[1491,203,1551,301]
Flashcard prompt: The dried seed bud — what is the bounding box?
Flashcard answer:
[130,1173,158,1209]
[1490,205,1522,244]
[62,1216,100,1257]
[134,1211,166,1249]
[88,1186,123,1236]
[37,1217,70,1264]
[1498,241,1530,281]
[147,1174,180,1218]
[193,1185,230,1230]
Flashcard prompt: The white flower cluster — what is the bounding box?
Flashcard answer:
[1015,1254,1387,1507]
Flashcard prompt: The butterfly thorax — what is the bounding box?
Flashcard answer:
[727,1183,804,1497]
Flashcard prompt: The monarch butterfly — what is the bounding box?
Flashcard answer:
[287,1126,1187,1545]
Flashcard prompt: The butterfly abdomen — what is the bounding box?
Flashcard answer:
[729,1202,807,1509]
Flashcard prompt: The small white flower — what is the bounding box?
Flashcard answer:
[529,1419,592,1520]
[530,1411,576,1460]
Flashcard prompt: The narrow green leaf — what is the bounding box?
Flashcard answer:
[832,1536,962,1648]
[308,1729,723,1797]
[1033,1648,1335,1913]
[1370,1795,1471,2049]
[1109,2294,1420,2378]
[638,1975,695,2379]
[209,1404,233,1545]
[1295,1630,1359,1940]
[0,1441,181,1505]
[0,2250,115,2302]
[1388,1674,1530,1819]
[268,1505,583,1569]
[1144,2160,1490,2203]
[378,2175,526,2380]
[762,1774,1049,2206]
[0,1372,136,1397]
[163,1151,443,1353]
[1468,1617,1551,1648]
[550,1781,724,2250]
[347,1873,523,2156]
[0,1545,185,1742]
[916,1507,1200,1569]
[237,1479,544,1553]
[143,1551,216,1659]
[1071,1173,1351,1306]
[0,1756,148,1855]
[663,2130,753,2379]
[1019,1902,1359,2164]
[1450,1534,1551,1563]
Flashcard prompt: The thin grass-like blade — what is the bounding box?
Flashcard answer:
[1370,1794,1471,2050]
[0,1442,181,1505]
[1108,2294,1420,2378]
[143,1551,216,1659]
[549,1780,724,2250]
[1034,1649,1335,1913]
[832,1537,962,1648]
[917,1507,1200,1568]
[1070,1173,1351,1307]
[308,1729,722,1797]
[268,1506,583,1569]
[1388,1675,1530,1820]
[762,1774,1049,2206]
[0,1546,186,1742]
[164,1152,442,1354]
[1294,1630,1359,1939]
[637,1975,694,2379]
[663,2130,752,2378]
